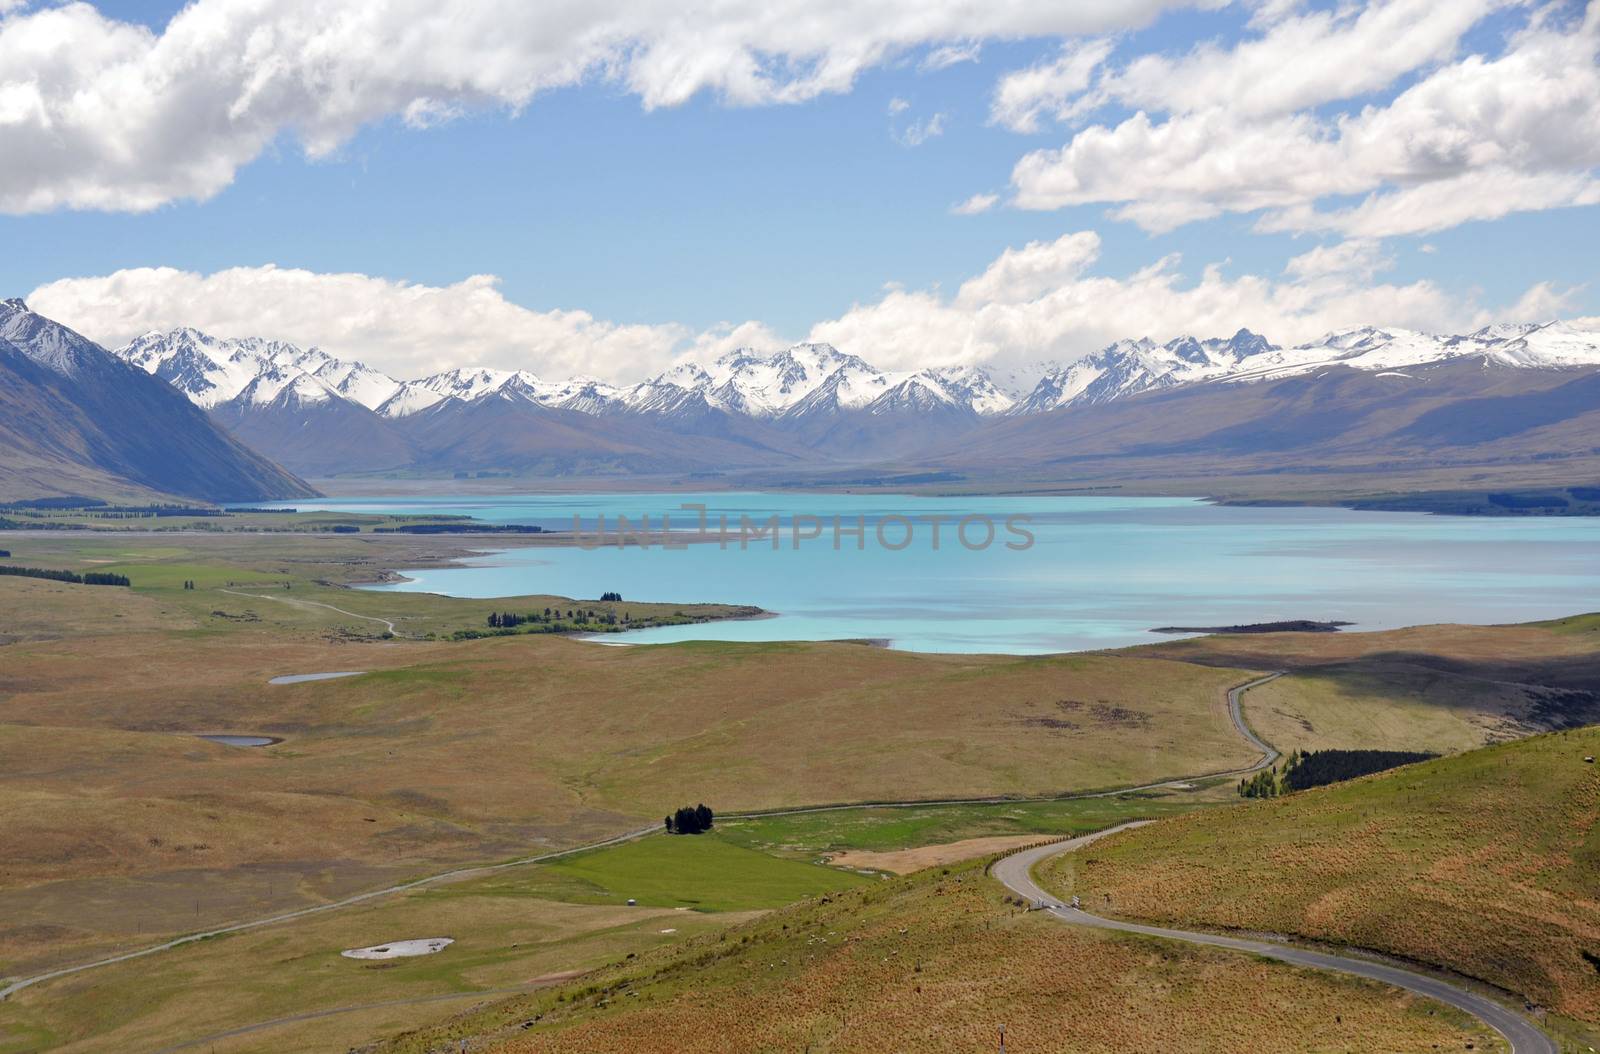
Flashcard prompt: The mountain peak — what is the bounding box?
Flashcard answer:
[2,297,28,313]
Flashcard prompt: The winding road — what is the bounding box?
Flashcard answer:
[992,673,1553,1053]
[11,668,1551,1054]
[992,840,1553,1051]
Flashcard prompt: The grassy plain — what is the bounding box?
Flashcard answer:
[375,857,1500,1054]
[1135,615,1600,756]
[1037,726,1600,1028]
[5,527,1596,1052]
[0,531,1255,980]
[719,792,1223,862]
[0,830,870,1054]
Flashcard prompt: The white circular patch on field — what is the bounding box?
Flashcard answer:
[341,937,453,960]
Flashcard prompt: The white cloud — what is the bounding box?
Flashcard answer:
[0,0,1196,214]
[951,192,999,215]
[1004,2,1600,237]
[1503,280,1583,322]
[807,230,1545,370]
[25,234,1565,381]
[894,112,947,147]
[25,265,765,383]
[1090,0,1499,119]
[1283,239,1391,281]
[920,41,981,71]
[990,38,1114,133]
[887,96,911,115]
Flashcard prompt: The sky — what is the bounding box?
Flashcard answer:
[2,0,1598,382]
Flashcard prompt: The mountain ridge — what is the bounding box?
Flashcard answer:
[115,319,1600,431]
[28,309,1600,485]
[0,301,318,503]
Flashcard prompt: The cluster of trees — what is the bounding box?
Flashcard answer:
[486,607,631,629]
[665,804,714,835]
[0,565,129,587]
[600,591,623,602]
[1239,748,1437,798]
[374,523,543,535]
[1488,492,1570,510]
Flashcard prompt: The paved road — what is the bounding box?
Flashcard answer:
[1225,671,1282,770]
[992,828,1555,1054]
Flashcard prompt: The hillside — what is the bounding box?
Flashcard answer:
[0,300,316,503]
[1037,726,1600,1024]
[107,320,1600,486]
[922,356,1600,488]
[371,855,1496,1054]
[1134,615,1600,756]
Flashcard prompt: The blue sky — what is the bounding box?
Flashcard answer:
[3,0,1597,380]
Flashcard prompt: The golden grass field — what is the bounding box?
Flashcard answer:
[0,830,878,1053]
[374,857,1500,1054]
[4,529,1597,1052]
[1036,725,1600,1031]
[1137,614,1600,756]
[0,530,1257,1049]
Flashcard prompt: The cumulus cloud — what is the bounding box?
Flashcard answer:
[26,235,1563,381]
[0,0,1195,214]
[951,192,999,215]
[25,265,770,383]
[990,38,1114,133]
[1086,0,1498,119]
[1003,1,1600,237]
[1283,239,1391,281]
[807,230,1545,370]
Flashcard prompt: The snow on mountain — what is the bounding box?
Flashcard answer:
[1497,321,1600,367]
[116,328,401,411]
[1223,322,1600,382]
[375,381,449,418]
[118,328,281,408]
[922,365,1014,415]
[1008,329,1280,415]
[687,343,882,416]
[230,363,338,407]
[637,347,1015,421]
[116,320,1600,433]
[538,378,626,415]
[307,356,402,409]
[863,375,965,417]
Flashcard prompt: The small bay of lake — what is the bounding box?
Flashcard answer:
[281,493,1600,654]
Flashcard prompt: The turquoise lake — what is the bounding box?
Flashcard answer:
[283,493,1600,654]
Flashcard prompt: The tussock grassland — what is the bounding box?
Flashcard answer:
[0,533,1256,978]
[0,833,866,1054]
[1038,726,1600,1024]
[717,794,1219,862]
[1136,615,1600,756]
[374,858,1498,1054]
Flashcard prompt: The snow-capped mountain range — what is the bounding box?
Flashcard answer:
[116,320,1600,428]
